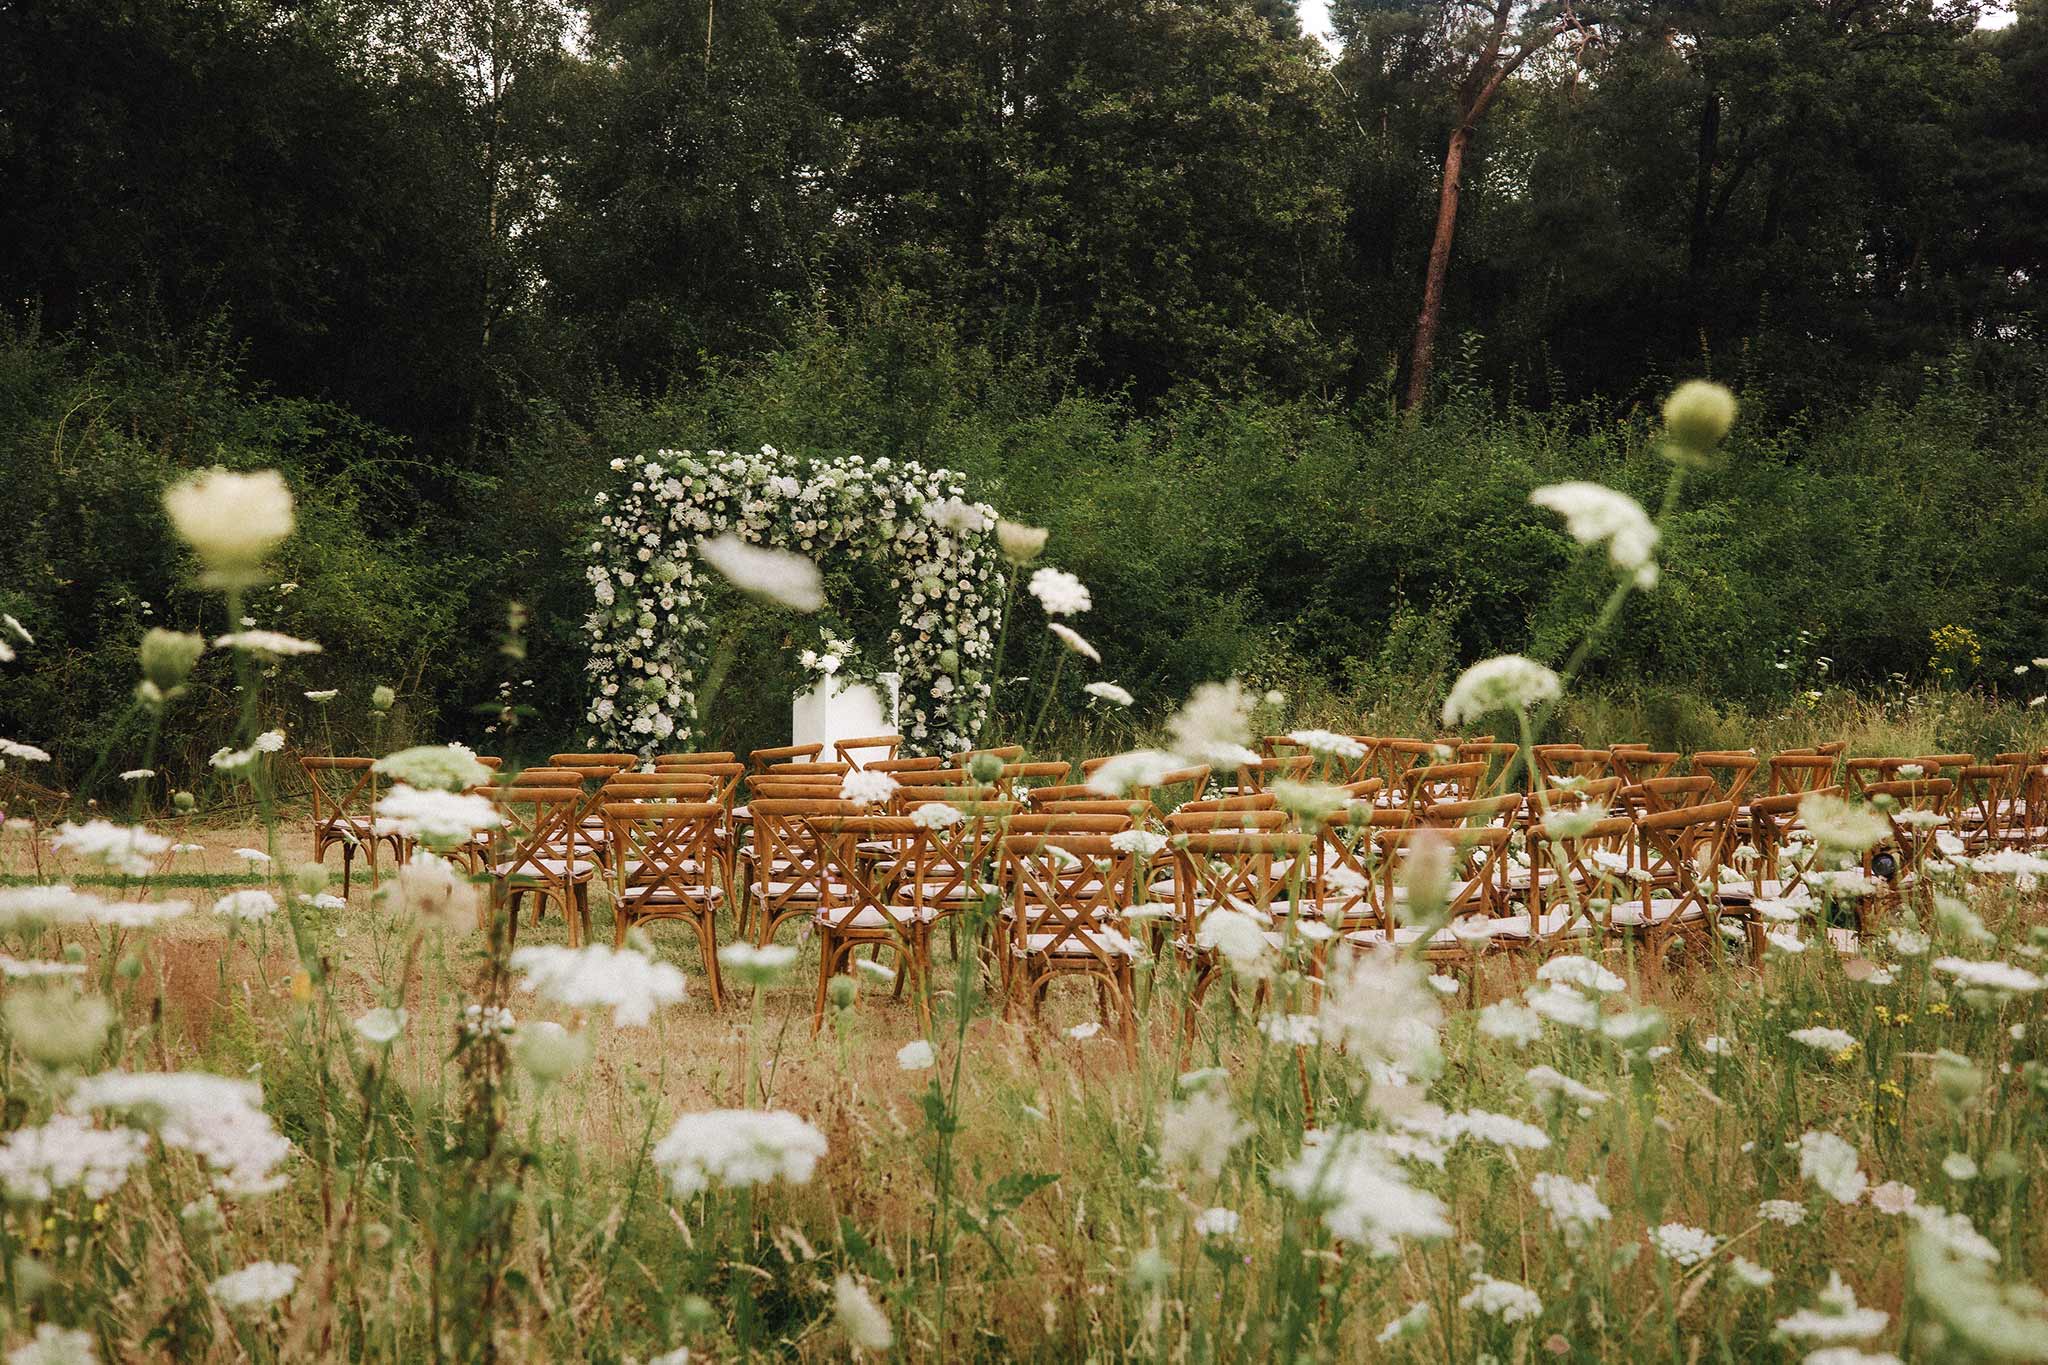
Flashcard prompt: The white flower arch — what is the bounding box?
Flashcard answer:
[583,446,1003,754]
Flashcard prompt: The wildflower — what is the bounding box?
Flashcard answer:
[833,1273,894,1351]
[1159,1089,1251,1179]
[1164,680,1258,769]
[853,959,894,985]
[510,944,687,1027]
[1086,748,1182,796]
[209,1260,300,1314]
[352,1007,406,1046]
[1084,681,1134,706]
[1728,1256,1775,1289]
[1888,926,1929,957]
[1530,1172,1611,1243]
[1193,1207,1240,1239]
[1758,1199,1807,1226]
[139,628,206,692]
[1288,729,1366,762]
[374,744,491,793]
[1789,1026,1860,1056]
[1701,1035,1733,1056]
[1271,780,1347,823]
[1376,1301,1431,1344]
[652,1109,829,1196]
[233,847,272,865]
[995,520,1049,564]
[1048,622,1099,661]
[50,821,169,877]
[1766,928,1807,955]
[695,534,824,612]
[1526,984,1600,1031]
[1799,793,1891,854]
[1798,1131,1869,1205]
[304,689,338,703]
[212,890,279,922]
[374,785,501,848]
[922,497,988,534]
[370,684,396,712]
[1529,482,1660,580]
[839,769,899,807]
[0,957,86,980]
[7,1324,99,1365]
[719,942,797,988]
[1028,567,1090,616]
[512,1021,589,1082]
[1906,1203,2000,1264]
[1460,1272,1543,1324]
[1067,1021,1101,1040]
[213,630,321,656]
[1442,655,1562,725]
[69,1071,292,1194]
[896,1039,936,1071]
[1775,1271,1888,1342]
[1868,1181,1917,1215]
[1942,1151,1978,1181]
[1259,1014,1320,1045]
[1650,1222,1719,1267]
[1525,1065,1608,1110]
[1319,946,1444,1080]
[0,1115,148,1200]
[1109,829,1166,859]
[1538,955,1626,995]
[1661,380,1739,455]
[1197,908,1271,979]
[163,467,295,585]
[119,769,156,782]
[1478,1001,1544,1047]
[1931,956,2043,996]
[1427,973,1460,996]
[1275,1128,1453,1250]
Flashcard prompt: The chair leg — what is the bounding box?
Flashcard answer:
[340,843,354,897]
[699,913,724,1010]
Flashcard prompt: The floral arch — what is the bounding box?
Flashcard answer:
[582,446,1003,755]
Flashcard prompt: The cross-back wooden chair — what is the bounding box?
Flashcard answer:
[1228,753,1311,796]
[1627,775,1718,817]
[655,750,739,767]
[953,744,1025,767]
[748,742,823,773]
[743,798,856,945]
[1176,792,1279,815]
[1689,751,1761,807]
[1617,802,1739,979]
[1502,814,1639,961]
[1336,825,1515,983]
[1398,761,1486,812]
[1532,746,1615,787]
[1312,808,1410,931]
[1610,749,1681,786]
[999,834,1143,1046]
[476,786,595,946]
[604,800,728,1005]
[1002,761,1073,801]
[1367,739,1444,794]
[1130,764,1212,812]
[1861,777,1956,894]
[549,752,635,770]
[1170,829,1318,1042]
[1955,764,2023,853]
[1457,741,1524,796]
[803,815,937,1031]
[1768,752,1839,797]
[833,734,904,768]
[302,756,405,892]
[866,755,944,778]
[1414,792,1524,832]
[1742,789,1831,906]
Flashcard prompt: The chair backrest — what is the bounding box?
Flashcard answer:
[867,755,944,776]
[603,800,724,899]
[803,816,928,931]
[1415,793,1523,830]
[1131,765,1211,810]
[476,786,585,891]
[654,751,739,767]
[1232,754,1312,794]
[1165,808,1290,833]
[952,744,1025,766]
[1373,824,1514,921]
[1768,752,1838,796]
[549,753,635,770]
[749,742,823,772]
[1457,741,1523,795]
[1533,746,1614,785]
[1177,792,1279,814]
[1527,814,1638,943]
[999,834,1139,964]
[301,756,378,832]
[1171,830,1316,926]
[892,788,1017,815]
[833,734,904,768]
[1006,812,1133,836]
[770,760,852,778]
[746,799,857,918]
[604,775,719,803]
[1368,739,1447,791]
[1636,801,1735,916]
[1632,775,1717,815]
[1689,751,1760,806]
[1398,761,1486,810]
[1610,750,1681,785]
[509,768,586,788]
[745,779,846,803]
[1955,764,2021,848]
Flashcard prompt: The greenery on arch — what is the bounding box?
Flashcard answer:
[582,446,1003,754]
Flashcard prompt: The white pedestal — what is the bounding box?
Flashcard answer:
[792,673,900,751]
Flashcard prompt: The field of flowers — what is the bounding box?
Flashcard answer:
[2,383,2047,1363]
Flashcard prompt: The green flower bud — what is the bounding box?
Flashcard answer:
[936,649,960,675]
[139,628,205,692]
[968,753,1005,785]
[115,953,143,981]
[513,1021,589,1083]
[996,520,1049,565]
[370,684,397,712]
[1662,380,1738,453]
[4,990,113,1069]
[172,790,196,813]
[291,861,330,898]
[826,974,858,1010]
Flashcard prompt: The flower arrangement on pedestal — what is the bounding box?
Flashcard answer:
[582,447,1001,754]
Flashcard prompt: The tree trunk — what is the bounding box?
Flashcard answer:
[1688,89,1719,280]
[1404,122,1472,412]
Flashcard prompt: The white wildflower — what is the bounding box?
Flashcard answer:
[1027,567,1091,616]
[510,944,688,1028]
[652,1109,828,1196]
[1442,655,1561,725]
[695,534,824,612]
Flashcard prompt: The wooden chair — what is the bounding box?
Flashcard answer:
[1458,741,1524,796]
[1955,764,2023,853]
[1398,761,1487,812]
[1171,829,1319,1042]
[867,755,944,778]
[805,815,937,1032]
[604,800,728,1005]
[1498,814,1639,961]
[999,834,1144,1046]
[1610,750,1681,785]
[1337,824,1516,984]
[833,734,904,768]
[1689,751,1760,806]
[743,798,855,945]
[1768,752,1839,797]
[302,756,405,892]
[548,753,635,770]
[749,742,823,773]
[1615,802,1739,980]
[477,786,594,946]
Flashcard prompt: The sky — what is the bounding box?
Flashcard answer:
[1299,0,1338,46]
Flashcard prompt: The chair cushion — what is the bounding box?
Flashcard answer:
[814,906,937,930]
[492,857,596,880]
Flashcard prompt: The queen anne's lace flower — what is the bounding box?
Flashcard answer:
[1460,1273,1543,1323]
[1085,681,1134,706]
[1529,482,1659,583]
[1159,1089,1251,1179]
[1799,1131,1869,1205]
[833,1273,894,1351]
[1276,1128,1452,1250]
[375,785,502,846]
[1649,1222,1719,1266]
[209,1260,300,1313]
[1028,567,1091,616]
[1932,956,2044,994]
[212,890,279,922]
[839,770,899,807]
[1530,1172,1610,1242]
[69,1071,292,1194]
[163,467,295,582]
[652,1108,828,1196]
[50,821,169,877]
[1442,655,1562,725]
[1775,1271,1888,1342]
[695,534,825,612]
[0,1115,149,1200]
[510,944,687,1027]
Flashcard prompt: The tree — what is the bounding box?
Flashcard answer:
[1400,0,1596,409]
